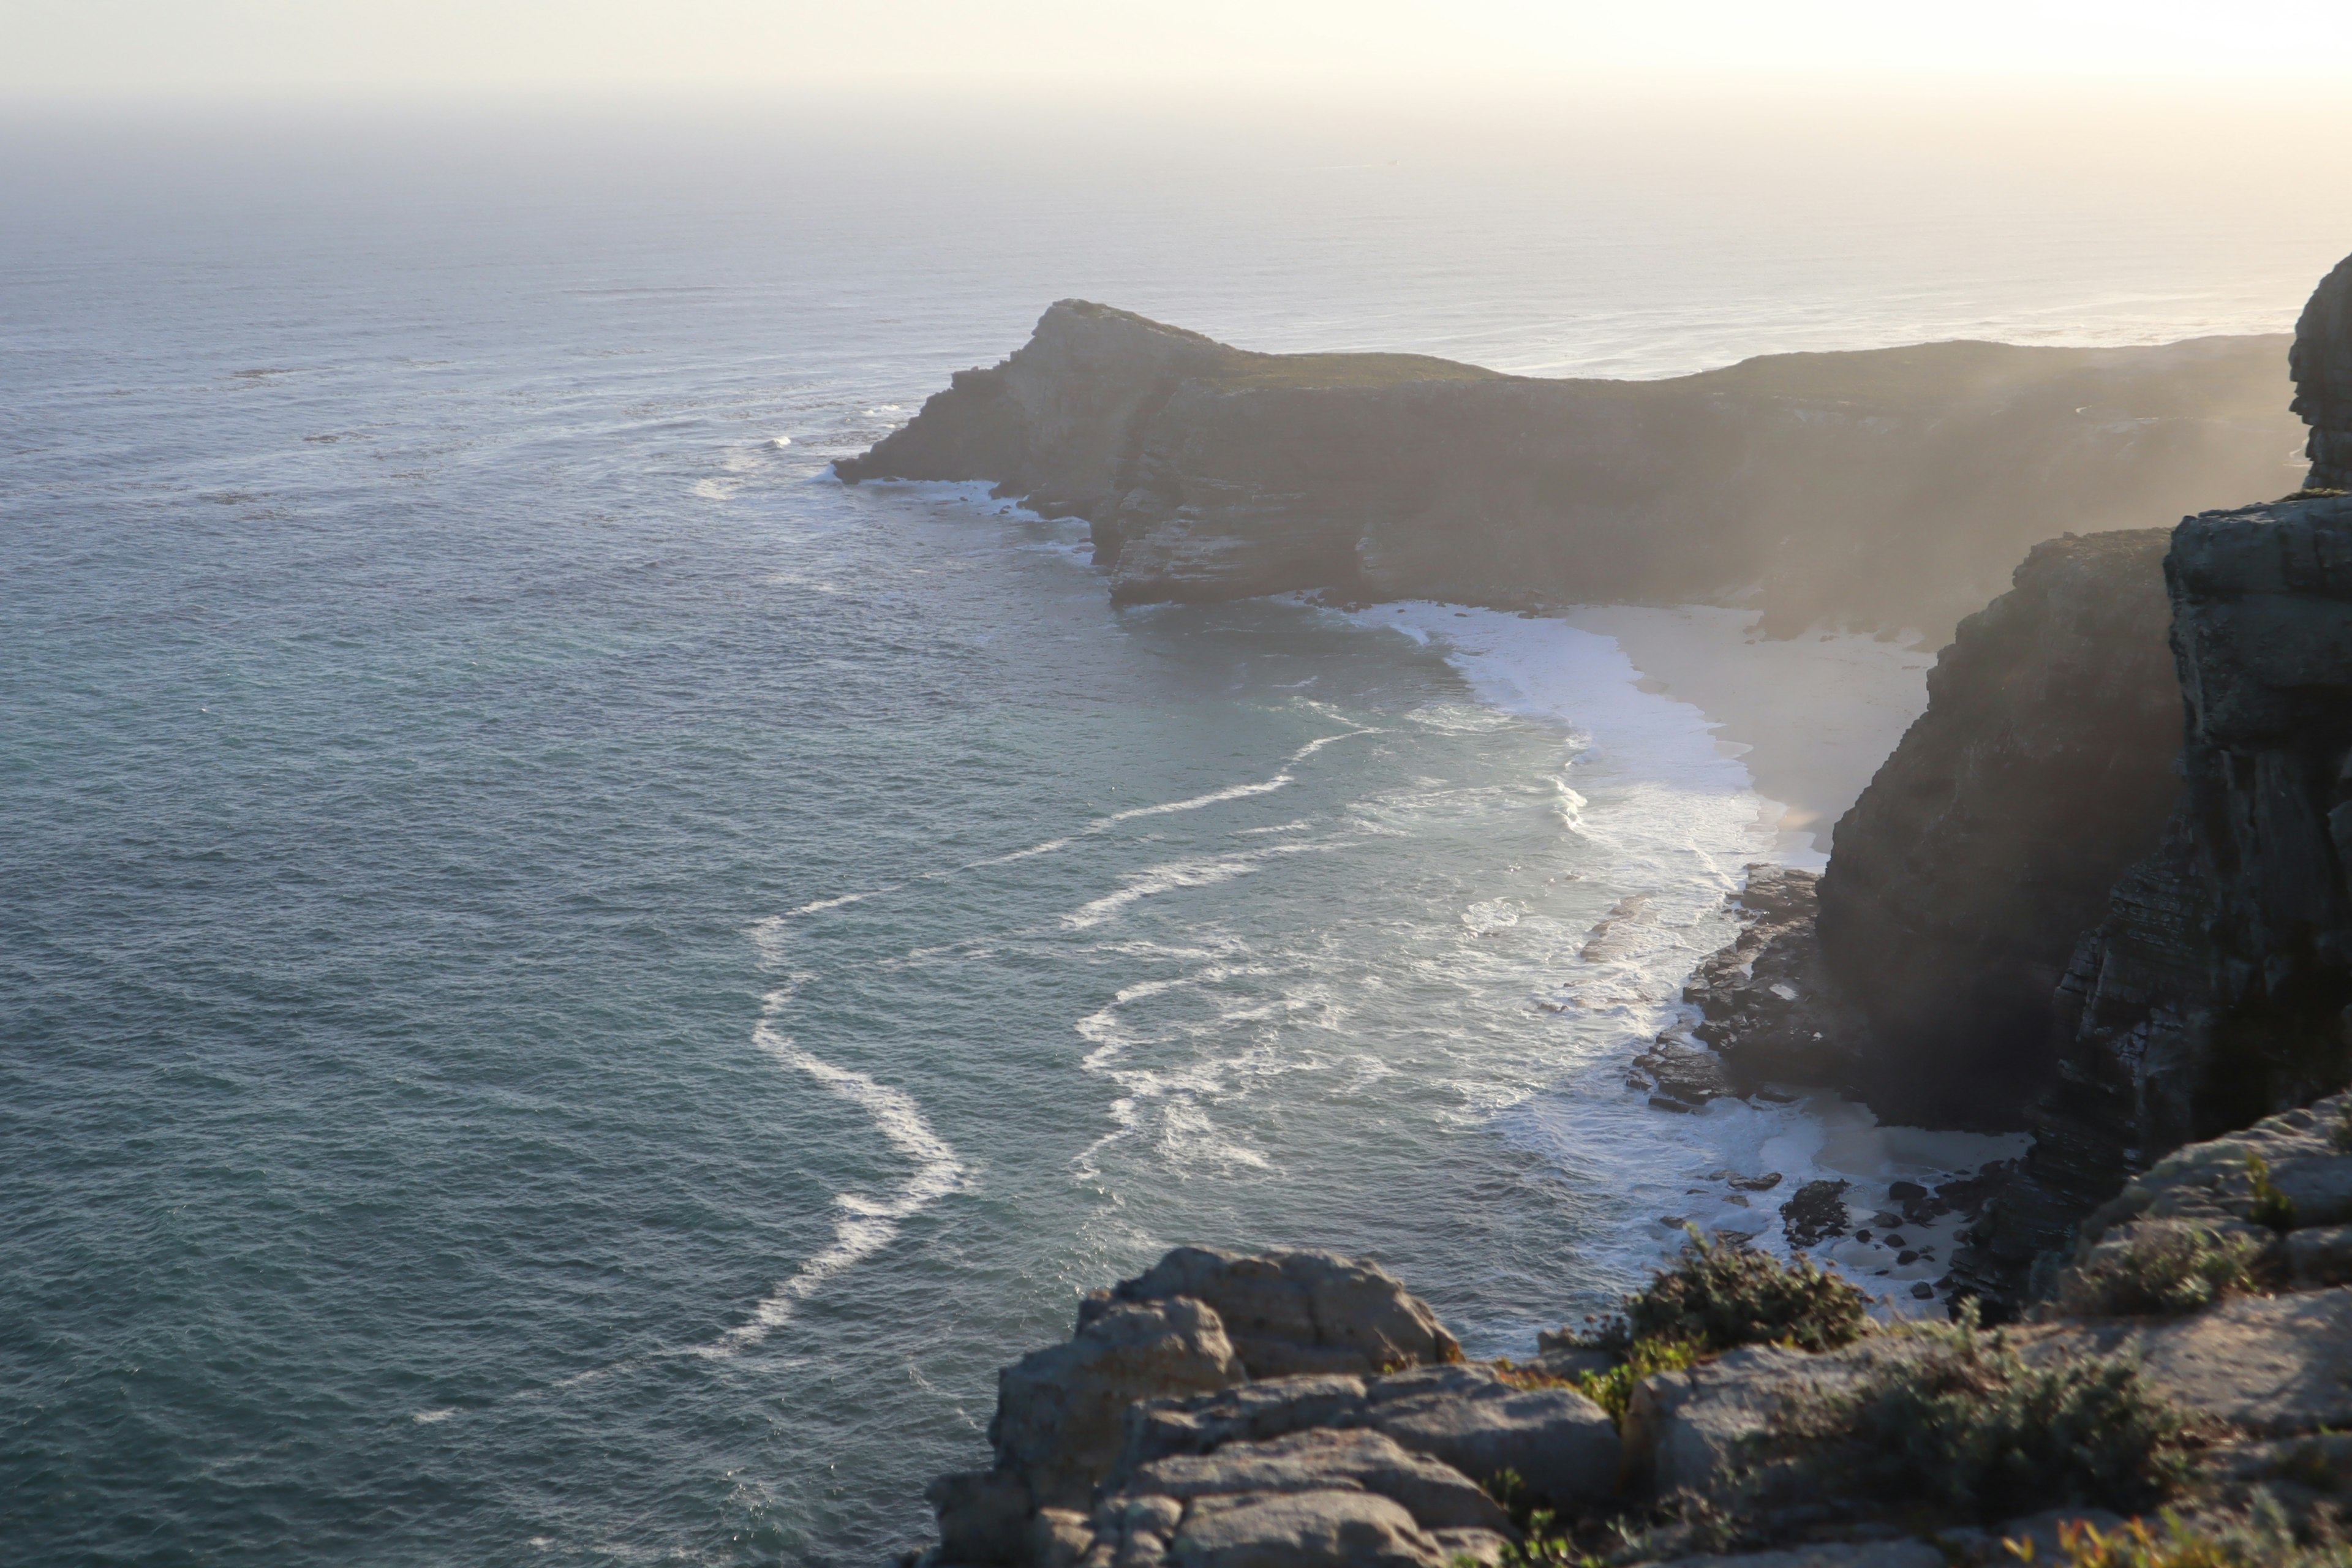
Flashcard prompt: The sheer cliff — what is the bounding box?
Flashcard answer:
[1957,491,2352,1308]
[841,301,2302,642]
[1811,529,2188,1129]
[2293,253,2352,492]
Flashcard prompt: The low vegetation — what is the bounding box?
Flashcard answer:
[1771,1309,2196,1522]
[2006,1504,2352,1567]
[1588,1228,1871,1355]
[2248,1154,2299,1232]
[1567,1336,1700,1427]
[2057,1226,2266,1317]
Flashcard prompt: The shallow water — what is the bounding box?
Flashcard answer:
[0,105,2319,1565]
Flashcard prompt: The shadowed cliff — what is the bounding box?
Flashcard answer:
[1814,529,2188,1128]
[842,301,2304,642]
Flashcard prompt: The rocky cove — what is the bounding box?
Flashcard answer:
[854,252,2352,1566]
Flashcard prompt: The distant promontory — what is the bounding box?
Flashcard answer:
[840,303,2302,642]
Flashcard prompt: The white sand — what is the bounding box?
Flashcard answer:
[1561,605,1938,864]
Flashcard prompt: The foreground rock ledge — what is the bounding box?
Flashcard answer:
[912,1108,2352,1567]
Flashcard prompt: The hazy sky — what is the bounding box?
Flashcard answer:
[7,0,2351,99]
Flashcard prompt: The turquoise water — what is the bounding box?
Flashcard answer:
[2,107,2332,1566]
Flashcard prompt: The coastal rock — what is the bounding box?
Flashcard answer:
[1813,529,2186,1128]
[1118,1364,1619,1514]
[1355,1364,1620,1510]
[1120,1376,1372,1476]
[1115,1428,1510,1533]
[1080,1248,1460,1379]
[993,1297,1248,1510]
[2293,252,2352,492]
[1959,491,2352,1309]
[1779,1181,1851,1251]
[1676,867,1870,1093]
[841,302,2302,644]
[1161,1488,1448,1568]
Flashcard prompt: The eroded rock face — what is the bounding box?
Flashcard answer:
[931,1250,1487,1566]
[1080,1248,1461,1379]
[992,1298,1247,1512]
[1814,530,2187,1129]
[840,301,2302,645]
[2294,254,2352,492]
[1959,494,2352,1309]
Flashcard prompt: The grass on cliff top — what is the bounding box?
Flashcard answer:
[1200,350,1505,391]
[1771,1308,2197,1524]
[1578,1229,1871,1357]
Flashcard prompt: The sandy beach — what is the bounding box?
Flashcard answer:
[1562,605,1938,862]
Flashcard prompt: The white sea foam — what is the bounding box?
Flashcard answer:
[1355,602,2020,1312]
[1061,842,1344,930]
[701,982,966,1359]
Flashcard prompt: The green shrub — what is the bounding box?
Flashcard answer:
[1569,1336,1702,1427]
[2057,1227,2265,1317]
[1597,1229,1869,1355]
[1770,1310,2196,1522]
[2247,1155,2299,1232]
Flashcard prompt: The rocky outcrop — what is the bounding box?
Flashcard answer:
[842,302,2302,644]
[1809,530,2187,1128]
[1671,868,1867,1098]
[1957,492,2352,1310]
[1079,1247,1461,1379]
[2293,254,2352,491]
[929,1250,1488,1567]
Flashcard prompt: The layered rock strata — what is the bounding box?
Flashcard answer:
[841,302,2301,644]
[1958,492,2352,1307]
[1810,530,2187,1128]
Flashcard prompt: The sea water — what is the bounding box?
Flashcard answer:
[1,103,2336,1566]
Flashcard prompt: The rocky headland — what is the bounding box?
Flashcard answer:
[889,255,2352,1567]
[840,304,2301,644]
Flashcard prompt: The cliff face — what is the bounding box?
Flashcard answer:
[2293,254,2352,491]
[843,303,2302,643]
[1812,530,2187,1129]
[1959,492,2352,1308]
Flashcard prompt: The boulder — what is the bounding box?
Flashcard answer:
[995,1297,1248,1509]
[1082,1248,1460,1378]
[1620,1344,1847,1505]
[1164,1489,1449,1568]
[1119,1428,1511,1534]
[1357,1365,1620,1509]
[1121,1376,1371,1476]
[2069,1091,2352,1247]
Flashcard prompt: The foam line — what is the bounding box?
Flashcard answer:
[699,999,965,1357]
[775,728,1378,915]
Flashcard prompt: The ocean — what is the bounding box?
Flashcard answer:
[2,99,2340,1566]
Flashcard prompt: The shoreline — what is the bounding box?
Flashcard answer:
[1338,598,2020,1318]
